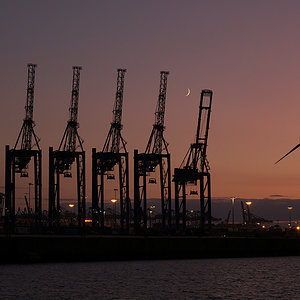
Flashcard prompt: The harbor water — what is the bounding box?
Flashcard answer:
[1,256,300,299]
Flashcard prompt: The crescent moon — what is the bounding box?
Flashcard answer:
[186,88,191,96]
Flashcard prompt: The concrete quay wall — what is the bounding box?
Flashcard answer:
[1,235,300,264]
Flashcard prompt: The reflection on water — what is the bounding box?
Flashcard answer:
[1,257,300,299]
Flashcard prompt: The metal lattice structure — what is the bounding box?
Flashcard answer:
[5,64,42,232]
[134,71,171,231]
[174,89,213,232]
[92,69,130,231]
[49,66,86,229]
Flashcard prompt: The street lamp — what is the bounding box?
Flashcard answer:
[245,201,252,224]
[69,204,75,215]
[68,204,75,225]
[288,206,293,227]
[111,199,117,227]
[149,209,153,228]
[111,189,118,227]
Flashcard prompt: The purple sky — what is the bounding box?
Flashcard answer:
[2,1,300,220]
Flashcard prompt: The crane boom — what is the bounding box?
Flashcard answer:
[14,63,40,151]
[25,64,36,123]
[69,66,81,123]
[103,69,127,153]
[181,90,213,172]
[145,71,169,154]
[59,66,83,152]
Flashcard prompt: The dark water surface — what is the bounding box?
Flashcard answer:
[1,257,300,299]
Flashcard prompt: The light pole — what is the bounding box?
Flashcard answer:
[231,197,236,225]
[149,210,153,228]
[28,183,33,213]
[245,201,252,224]
[111,199,117,227]
[288,206,293,227]
[111,188,118,227]
[69,203,75,225]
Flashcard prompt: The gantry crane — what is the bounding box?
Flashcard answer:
[92,69,129,231]
[134,71,171,231]
[174,89,213,233]
[5,64,42,231]
[49,66,86,229]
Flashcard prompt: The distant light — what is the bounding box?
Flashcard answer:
[297,226,300,231]
[190,210,194,213]
[69,204,75,208]
[262,225,266,229]
[85,219,92,223]
[288,206,293,210]
[245,201,252,206]
[149,210,153,214]
[111,199,117,203]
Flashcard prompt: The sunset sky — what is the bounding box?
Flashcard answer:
[2,1,300,218]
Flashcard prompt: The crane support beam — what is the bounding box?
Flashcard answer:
[174,89,213,233]
[92,150,130,231]
[134,150,171,231]
[48,67,86,230]
[5,64,42,232]
[134,71,171,232]
[49,147,86,229]
[92,69,130,232]
[5,146,42,232]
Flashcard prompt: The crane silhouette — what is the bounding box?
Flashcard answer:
[92,69,130,231]
[134,71,171,231]
[49,66,86,229]
[5,64,42,232]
